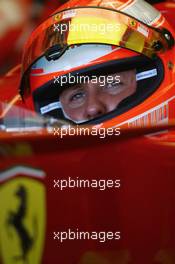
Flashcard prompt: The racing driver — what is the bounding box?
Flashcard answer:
[3,0,175,128]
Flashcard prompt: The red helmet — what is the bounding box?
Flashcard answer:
[19,0,175,128]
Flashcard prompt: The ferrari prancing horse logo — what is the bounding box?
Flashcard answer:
[7,185,35,262]
[0,177,46,264]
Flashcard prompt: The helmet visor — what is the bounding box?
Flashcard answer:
[21,6,172,79]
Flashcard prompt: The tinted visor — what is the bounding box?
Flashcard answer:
[20,7,174,98]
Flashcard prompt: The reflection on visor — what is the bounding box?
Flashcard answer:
[20,6,174,98]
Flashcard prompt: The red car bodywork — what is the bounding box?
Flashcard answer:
[0,126,175,263]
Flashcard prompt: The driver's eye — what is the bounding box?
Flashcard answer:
[67,89,87,108]
[70,90,86,102]
[108,81,121,88]
[103,81,124,94]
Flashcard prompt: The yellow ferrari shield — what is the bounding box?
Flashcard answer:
[0,177,46,264]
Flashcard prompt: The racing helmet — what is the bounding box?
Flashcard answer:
[19,0,175,127]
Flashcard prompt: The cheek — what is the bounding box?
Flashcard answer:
[67,107,84,118]
[121,80,137,97]
[60,99,86,121]
[104,83,137,111]
[130,80,137,93]
[99,94,121,112]
[120,82,137,100]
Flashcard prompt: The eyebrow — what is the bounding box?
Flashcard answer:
[61,72,129,94]
[64,82,87,93]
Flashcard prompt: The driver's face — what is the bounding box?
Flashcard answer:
[60,69,137,123]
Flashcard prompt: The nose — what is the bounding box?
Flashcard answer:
[85,95,106,120]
